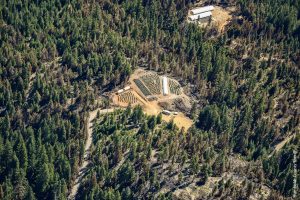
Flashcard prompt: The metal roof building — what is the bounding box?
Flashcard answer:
[188,11,212,21]
[190,6,214,15]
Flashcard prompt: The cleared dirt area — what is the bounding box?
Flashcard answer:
[212,6,234,32]
[163,113,194,131]
[111,69,194,130]
[143,100,193,131]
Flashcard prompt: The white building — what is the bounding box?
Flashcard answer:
[188,11,212,21]
[162,76,169,95]
[190,6,214,15]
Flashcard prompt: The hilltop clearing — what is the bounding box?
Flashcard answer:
[111,69,194,130]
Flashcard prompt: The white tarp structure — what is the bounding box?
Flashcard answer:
[189,5,214,21]
[190,6,214,15]
[117,89,124,94]
[188,11,212,21]
[124,86,131,91]
[162,76,169,95]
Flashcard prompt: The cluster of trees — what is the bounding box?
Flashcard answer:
[263,136,300,197]
[0,1,96,199]
[0,0,299,199]
[77,107,223,199]
[77,107,298,199]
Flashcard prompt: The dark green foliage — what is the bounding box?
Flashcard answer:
[263,136,300,197]
[0,0,299,199]
[77,109,217,199]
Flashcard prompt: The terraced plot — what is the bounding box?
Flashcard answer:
[169,79,181,95]
[140,73,161,95]
[118,91,138,104]
[133,79,151,96]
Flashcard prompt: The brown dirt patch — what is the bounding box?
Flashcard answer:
[162,113,194,131]
[212,6,234,32]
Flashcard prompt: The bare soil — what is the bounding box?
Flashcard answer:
[212,6,234,32]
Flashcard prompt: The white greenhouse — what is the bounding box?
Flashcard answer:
[188,11,212,21]
[162,76,169,95]
[190,6,214,15]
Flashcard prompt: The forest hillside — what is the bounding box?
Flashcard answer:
[0,0,299,199]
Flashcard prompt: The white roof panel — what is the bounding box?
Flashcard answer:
[189,11,212,21]
[190,6,214,15]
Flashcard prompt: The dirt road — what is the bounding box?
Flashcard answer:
[68,108,115,200]
[268,134,296,158]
